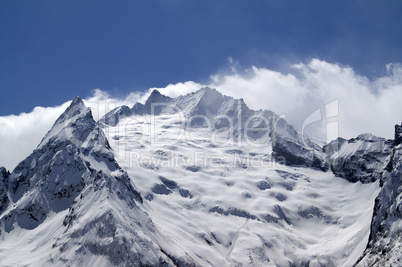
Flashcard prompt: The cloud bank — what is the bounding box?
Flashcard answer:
[151,59,402,142]
[1,59,402,170]
[0,103,69,172]
[211,60,402,142]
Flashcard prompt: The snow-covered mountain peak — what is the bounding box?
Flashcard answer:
[131,87,238,117]
[38,96,95,149]
[56,96,87,123]
[145,89,172,106]
[173,87,227,117]
[189,86,221,101]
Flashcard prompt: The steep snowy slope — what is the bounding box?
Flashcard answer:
[0,97,192,266]
[100,88,381,266]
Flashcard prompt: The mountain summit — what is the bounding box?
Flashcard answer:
[38,96,95,148]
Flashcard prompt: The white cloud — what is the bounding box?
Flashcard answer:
[1,59,402,171]
[209,59,402,142]
[211,65,307,117]
[146,59,402,143]
[148,81,205,99]
[0,103,69,171]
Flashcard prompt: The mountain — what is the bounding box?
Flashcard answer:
[0,97,192,266]
[0,88,400,266]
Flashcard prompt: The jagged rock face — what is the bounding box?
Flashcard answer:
[0,167,9,216]
[3,97,103,230]
[324,134,393,183]
[130,89,173,116]
[38,97,96,149]
[355,127,402,266]
[272,134,328,171]
[395,123,402,146]
[5,143,88,230]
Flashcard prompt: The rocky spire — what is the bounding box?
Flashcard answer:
[38,96,95,148]
[394,123,402,146]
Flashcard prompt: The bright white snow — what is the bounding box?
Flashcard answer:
[100,113,380,266]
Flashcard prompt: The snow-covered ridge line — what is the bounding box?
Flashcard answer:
[100,87,328,171]
[99,87,398,179]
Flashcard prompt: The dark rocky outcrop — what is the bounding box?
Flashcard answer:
[394,123,402,146]
[0,167,9,216]
[355,125,402,266]
[324,134,393,184]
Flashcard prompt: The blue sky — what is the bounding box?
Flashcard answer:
[1,0,402,115]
